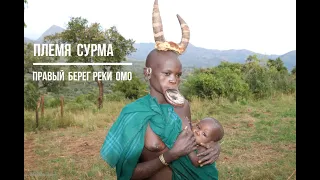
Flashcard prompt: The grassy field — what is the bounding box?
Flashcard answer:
[24,93,296,180]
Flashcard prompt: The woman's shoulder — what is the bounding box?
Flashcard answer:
[181,99,191,114]
[120,95,153,113]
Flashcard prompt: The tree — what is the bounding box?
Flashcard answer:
[291,66,296,75]
[24,43,66,110]
[45,17,136,109]
[291,66,296,80]
[24,0,28,28]
[24,0,67,109]
[267,57,287,73]
[245,54,259,63]
[112,73,148,99]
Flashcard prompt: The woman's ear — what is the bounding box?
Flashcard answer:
[143,67,152,81]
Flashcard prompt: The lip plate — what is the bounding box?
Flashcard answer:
[165,89,185,107]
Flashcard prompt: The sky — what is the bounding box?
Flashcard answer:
[24,0,296,55]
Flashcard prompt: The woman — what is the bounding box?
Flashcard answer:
[100,1,221,179]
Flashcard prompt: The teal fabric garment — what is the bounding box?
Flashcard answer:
[100,94,218,180]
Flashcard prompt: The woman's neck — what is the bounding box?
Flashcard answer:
[149,88,168,104]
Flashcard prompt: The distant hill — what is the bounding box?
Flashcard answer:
[127,43,295,70]
[278,50,296,70]
[36,25,65,42]
[24,37,33,43]
[24,25,296,70]
[24,25,65,44]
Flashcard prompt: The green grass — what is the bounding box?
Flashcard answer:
[24,93,296,180]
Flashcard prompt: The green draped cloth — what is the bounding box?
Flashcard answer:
[100,94,218,180]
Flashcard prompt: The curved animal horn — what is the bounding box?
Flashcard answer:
[152,0,165,42]
[177,14,190,53]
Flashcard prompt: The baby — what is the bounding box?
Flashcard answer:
[188,117,224,167]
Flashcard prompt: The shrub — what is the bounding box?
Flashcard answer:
[111,72,148,99]
[182,62,250,101]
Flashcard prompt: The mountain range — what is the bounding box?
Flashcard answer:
[24,25,296,70]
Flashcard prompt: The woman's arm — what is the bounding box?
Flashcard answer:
[131,149,177,179]
[188,151,200,167]
[185,100,201,167]
[131,126,197,179]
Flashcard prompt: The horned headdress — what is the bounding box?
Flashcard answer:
[152,0,190,55]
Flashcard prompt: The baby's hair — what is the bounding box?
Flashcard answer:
[203,117,224,142]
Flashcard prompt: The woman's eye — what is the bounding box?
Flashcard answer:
[164,72,170,76]
[196,125,200,129]
[202,132,207,137]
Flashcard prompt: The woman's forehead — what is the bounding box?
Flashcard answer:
[160,58,182,69]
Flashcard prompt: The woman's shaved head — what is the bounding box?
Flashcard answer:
[145,49,180,69]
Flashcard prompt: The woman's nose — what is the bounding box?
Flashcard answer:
[169,79,176,84]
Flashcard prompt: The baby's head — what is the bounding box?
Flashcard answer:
[192,117,224,145]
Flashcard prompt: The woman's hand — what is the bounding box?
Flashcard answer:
[196,141,221,167]
[169,126,198,159]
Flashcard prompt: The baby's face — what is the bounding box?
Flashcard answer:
[192,119,219,144]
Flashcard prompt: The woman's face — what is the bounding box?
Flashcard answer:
[148,51,183,106]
